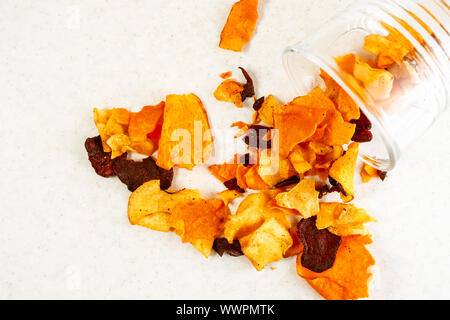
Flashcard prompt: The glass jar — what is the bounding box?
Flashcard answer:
[283,0,449,171]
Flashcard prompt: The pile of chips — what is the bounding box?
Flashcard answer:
[84,1,424,300]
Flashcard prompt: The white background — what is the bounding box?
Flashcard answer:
[1,0,449,300]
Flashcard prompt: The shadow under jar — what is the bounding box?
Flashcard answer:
[283,0,449,171]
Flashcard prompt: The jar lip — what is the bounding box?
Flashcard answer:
[283,46,399,171]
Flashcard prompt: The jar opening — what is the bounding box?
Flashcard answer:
[283,47,399,171]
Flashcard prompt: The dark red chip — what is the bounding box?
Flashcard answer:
[213,238,244,257]
[223,178,245,193]
[317,185,331,199]
[297,217,342,273]
[352,129,373,143]
[113,156,173,192]
[351,111,373,143]
[274,176,301,189]
[243,125,273,150]
[239,67,255,101]
[377,170,387,181]
[85,136,123,178]
[253,97,265,111]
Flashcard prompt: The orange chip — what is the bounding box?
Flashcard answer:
[220,71,233,79]
[236,164,251,189]
[244,165,270,190]
[157,94,214,170]
[353,56,394,100]
[335,53,356,75]
[170,199,229,258]
[94,108,130,153]
[297,235,375,300]
[364,26,414,68]
[219,0,259,52]
[128,102,165,156]
[318,109,356,146]
[284,226,304,258]
[218,190,242,206]
[274,91,330,158]
[329,143,359,198]
[320,70,340,101]
[257,152,294,187]
[336,89,360,122]
[214,79,244,108]
[288,144,315,176]
[208,163,239,183]
[258,95,282,126]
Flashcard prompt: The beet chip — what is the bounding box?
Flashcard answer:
[274,176,301,189]
[224,178,246,193]
[113,156,173,192]
[85,136,123,178]
[239,67,255,101]
[253,96,265,111]
[213,238,244,257]
[297,217,342,273]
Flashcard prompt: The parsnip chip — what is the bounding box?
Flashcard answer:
[157,94,214,170]
[329,143,359,198]
[316,203,374,236]
[94,108,129,153]
[107,134,132,159]
[128,180,202,230]
[240,218,293,271]
[214,79,245,108]
[297,235,375,300]
[170,199,229,258]
[224,190,291,243]
[219,0,259,52]
[275,179,320,218]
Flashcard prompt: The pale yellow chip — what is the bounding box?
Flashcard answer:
[106,134,132,159]
[275,179,320,218]
[353,56,394,100]
[224,190,291,243]
[240,218,293,271]
[329,142,359,198]
[128,180,202,231]
[316,203,375,236]
[258,95,282,126]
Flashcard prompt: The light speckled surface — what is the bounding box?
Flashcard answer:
[1,0,449,300]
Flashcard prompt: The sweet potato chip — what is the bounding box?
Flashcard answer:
[329,143,359,198]
[214,79,245,108]
[275,179,320,218]
[361,163,387,183]
[335,54,356,75]
[240,218,293,271]
[258,95,282,126]
[318,109,356,146]
[219,0,259,52]
[128,102,164,155]
[284,226,304,258]
[316,203,375,236]
[320,70,340,101]
[297,235,375,300]
[274,103,327,158]
[208,163,239,183]
[128,180,202,231]
[220,71,232,79]
[157,94,214,170]
[235,164,251,189]
[224,190,291,242]
[336,89,360,122]
[364,25,414,68]
[257,152,294,187]
[94,108,130,153]
[170,199,229,258]
[244,165,270,190]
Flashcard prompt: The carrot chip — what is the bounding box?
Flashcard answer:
[219,0,259,52]
[157,94,214,170]
[214,79,245,108]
